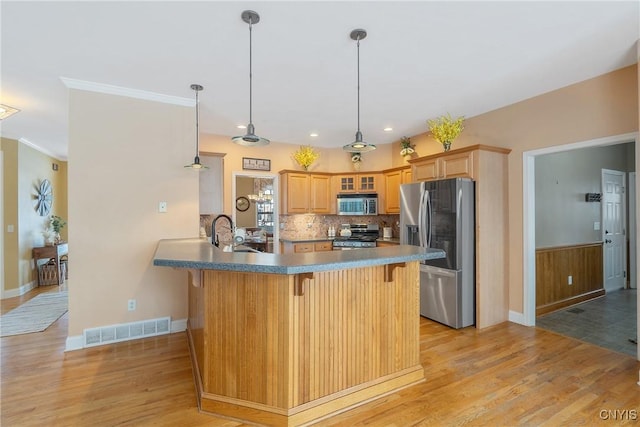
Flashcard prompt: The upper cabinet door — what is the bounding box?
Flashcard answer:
[309,174,332,213]
[336,175,356,193]
[199,154,224,214]
[412,150,473,182]
[383,170,402,214]
[357,174,380,192]
[283,173,310,214]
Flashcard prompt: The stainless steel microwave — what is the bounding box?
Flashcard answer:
[337,193,378,216]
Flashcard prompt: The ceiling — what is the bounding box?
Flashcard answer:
[1,1,638,160]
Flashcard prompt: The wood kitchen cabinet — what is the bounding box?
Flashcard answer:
[383,166,412,214]
[279,171,333,214]
[411,149,473,181]
[335,173,381,193]
[409,145,511,329]
[280,240,333,254]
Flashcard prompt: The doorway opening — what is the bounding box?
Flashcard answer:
[523,132,638,360]
[232,172,279,253]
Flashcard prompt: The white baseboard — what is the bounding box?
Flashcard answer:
[65,335,84,352]
[64,318,187,352]
[508,310,527,326]
[171,318,187,333]
[1,281,37,299]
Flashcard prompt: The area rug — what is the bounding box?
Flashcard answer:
[1,291,68,337]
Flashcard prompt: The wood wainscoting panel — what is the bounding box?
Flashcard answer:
[187,271,205,387]
[536,242,604,316]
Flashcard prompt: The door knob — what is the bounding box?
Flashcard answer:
[605,239,612,244]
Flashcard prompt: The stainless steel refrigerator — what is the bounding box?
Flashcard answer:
[400,178,475,328]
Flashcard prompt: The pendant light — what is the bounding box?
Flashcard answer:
[185,84,208,169]
[343,29,376,153]
[232,10,270,147]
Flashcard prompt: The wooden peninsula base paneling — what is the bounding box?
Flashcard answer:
[187,262,424,426]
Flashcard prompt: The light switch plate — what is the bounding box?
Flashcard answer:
[594,221,600,231]
[158,201,167,213]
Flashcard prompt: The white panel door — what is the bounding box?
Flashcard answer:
[629,172,636,289]
[602,169,626,292]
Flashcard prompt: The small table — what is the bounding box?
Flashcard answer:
[32,243,68,286]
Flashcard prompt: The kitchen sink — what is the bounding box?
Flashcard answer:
[220,244,263,253]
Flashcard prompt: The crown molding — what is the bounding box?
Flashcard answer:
[19,137,66,161]
[60,77,195,107]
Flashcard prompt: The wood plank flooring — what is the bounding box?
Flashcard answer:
[2,286,639,426]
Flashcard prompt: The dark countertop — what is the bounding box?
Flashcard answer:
[153,238,445,275]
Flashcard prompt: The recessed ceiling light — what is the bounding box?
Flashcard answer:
[383,127,393,132]
[237,125,247,129]
[310,133,319,137]
[0,104,20,120]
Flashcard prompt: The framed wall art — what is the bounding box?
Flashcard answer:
[242,157,271,171]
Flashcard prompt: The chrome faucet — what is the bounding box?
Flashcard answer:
[212,214,234,247]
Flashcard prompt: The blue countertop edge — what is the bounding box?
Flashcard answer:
[153,238,445,275]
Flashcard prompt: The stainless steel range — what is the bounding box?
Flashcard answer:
[332,224,379,249]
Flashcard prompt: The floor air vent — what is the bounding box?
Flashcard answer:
[83,317,171,347]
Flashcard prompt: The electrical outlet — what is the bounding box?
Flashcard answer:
[158,201,167,213]
[128,299,136,311]
[568,275,573,285]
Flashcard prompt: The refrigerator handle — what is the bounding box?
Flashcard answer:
[418,185,430,248]
[418,186,426,247]
[426,189,432,247]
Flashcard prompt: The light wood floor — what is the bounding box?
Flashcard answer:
[2,286,639,426]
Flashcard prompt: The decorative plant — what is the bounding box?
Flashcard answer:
[292,145,320,170]
[47,215,66,244]
[51,215,66,233]
[400,136,415,156]
[427,113,465,151]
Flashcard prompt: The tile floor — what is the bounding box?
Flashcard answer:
[536,288,638,357]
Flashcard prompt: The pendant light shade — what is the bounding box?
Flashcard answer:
[343,29,376,153]
[185,84,208,169]
[232,10,270,147]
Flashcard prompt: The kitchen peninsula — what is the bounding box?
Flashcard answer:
[154,238,444,426]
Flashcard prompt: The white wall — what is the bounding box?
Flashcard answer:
[535,143,635,248]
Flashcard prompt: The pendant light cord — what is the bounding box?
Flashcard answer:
[356,36,360,133]
[195,89,200,154]
[248,19,253,126]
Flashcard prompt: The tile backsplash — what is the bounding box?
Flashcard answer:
[201,214,400,240]
[279,214,400,240]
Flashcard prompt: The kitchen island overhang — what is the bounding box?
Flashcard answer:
[154,238,444,427]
